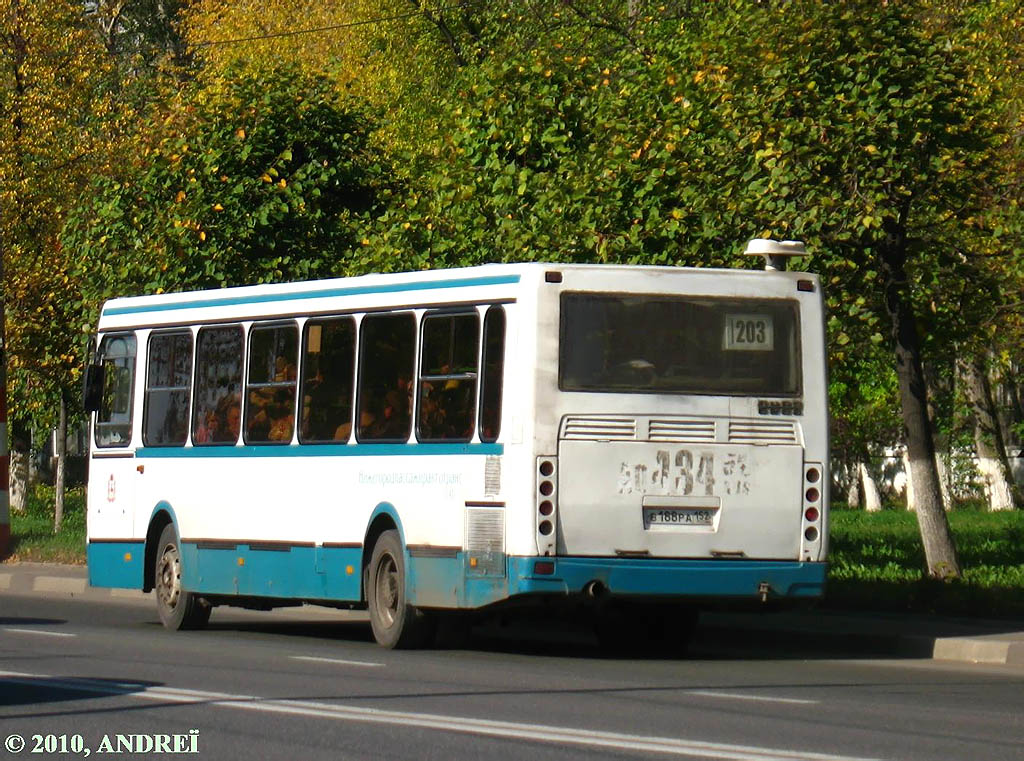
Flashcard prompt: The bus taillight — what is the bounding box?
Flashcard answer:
[537,457,558,556]
[801,463,824,560]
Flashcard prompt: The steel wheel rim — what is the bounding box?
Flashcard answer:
[374,553,400,628]
[157,543,182,611]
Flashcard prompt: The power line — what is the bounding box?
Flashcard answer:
[193,1,478,49]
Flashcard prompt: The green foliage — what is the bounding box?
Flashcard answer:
[828,508,1024,616]
[0,0,119,428]
[64,64,389,307]
[6,486,86,564]
[367,0,1019,492]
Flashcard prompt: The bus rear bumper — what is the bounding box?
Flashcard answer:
[507,557,826,602]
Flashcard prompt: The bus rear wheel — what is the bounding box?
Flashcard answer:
[367,530,434,649]
[155,524,211,631]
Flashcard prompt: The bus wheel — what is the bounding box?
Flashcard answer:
[367,530,434,649]
[155,524,211,631]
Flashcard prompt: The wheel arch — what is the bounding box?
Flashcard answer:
[361,503,405,601]
[144,502,178,593]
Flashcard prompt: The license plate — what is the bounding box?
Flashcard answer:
[643,508,714,528]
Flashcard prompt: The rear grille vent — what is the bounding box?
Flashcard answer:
[648,418,716,442]
[562,416,637,441]
[466,507,505,577]
[728,420,799,445]
[467,509,504,553]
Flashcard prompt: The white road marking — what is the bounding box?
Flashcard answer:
[686,690,818,705]
[3,628,76,638]
[289,656,384,668]
[0,671,880,761]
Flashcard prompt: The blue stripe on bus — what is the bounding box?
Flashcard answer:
[87,541,146,589]
[102,274,522,317]
[507,557,828,600]
[137,442,503,458]
[180,543,362,601]
[87,540,825,607]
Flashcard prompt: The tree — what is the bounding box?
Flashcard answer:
[181,0,489,152]
[64,64,390,303]
[366,0,1021,575]
[1,0,117,526]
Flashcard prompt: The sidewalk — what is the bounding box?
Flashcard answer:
[3,561,1024,668]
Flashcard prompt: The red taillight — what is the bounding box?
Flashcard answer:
[806,467,820,483]
[534,561,555,575]
[805,506,820,522]
[805,487,820,503]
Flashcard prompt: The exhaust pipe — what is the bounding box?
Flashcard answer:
[584,580,607,598]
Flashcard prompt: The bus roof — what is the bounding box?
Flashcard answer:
[97,261,816,329]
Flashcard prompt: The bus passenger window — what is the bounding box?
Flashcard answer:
[417,312,479,442]
[192,326,244,445]
[144,331,192,446]
[479,307,505,443]
[95,334,137,448]
[245,324,298,444]
[300,318,355,443]
[356,313,415,442]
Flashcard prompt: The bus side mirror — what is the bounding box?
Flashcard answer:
[83,364,104,413]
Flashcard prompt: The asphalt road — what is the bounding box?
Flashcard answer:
[2,595,1023,761]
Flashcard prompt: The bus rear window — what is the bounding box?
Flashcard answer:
[559,293,800,396]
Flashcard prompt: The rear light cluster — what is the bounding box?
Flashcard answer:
[537,457,558,556]
[802,464,823,554]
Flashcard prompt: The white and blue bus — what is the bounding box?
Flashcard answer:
[84,241,828,648]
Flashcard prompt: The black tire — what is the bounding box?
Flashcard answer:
[366,530,434,649]
[154,524,211,631]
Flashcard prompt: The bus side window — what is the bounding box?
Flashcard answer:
[356,313,415,442]
[245,323,298,444]
[300,317,355,443]
[144,331,193,446]
[95,334,137,448]
[479,306,506,443]
[192,326,244,445]
[417,312,479,442]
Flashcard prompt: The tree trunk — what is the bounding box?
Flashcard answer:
[8,422,29,513]
[879,224,960,578]
[996,362,1023,488]
[960,356,1022,510]
[9,449,28,513]
[935,452,953,510]
[54,396,67,532]
[846,462,861,508]
[860,462,883,512]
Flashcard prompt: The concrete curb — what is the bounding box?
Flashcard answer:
[932,636,1024,666]
[0,566,119,600]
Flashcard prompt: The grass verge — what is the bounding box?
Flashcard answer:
[826,507,1024,618]
[4,485,87,564]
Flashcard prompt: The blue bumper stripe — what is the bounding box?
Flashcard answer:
[509,557,827,600]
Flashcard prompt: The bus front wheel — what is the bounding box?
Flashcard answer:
[367,530,434,649]
[154,524,211,631]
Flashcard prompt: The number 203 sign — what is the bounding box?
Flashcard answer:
[723,313,774,351]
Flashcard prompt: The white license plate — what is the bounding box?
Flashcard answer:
[643,508,714,528]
